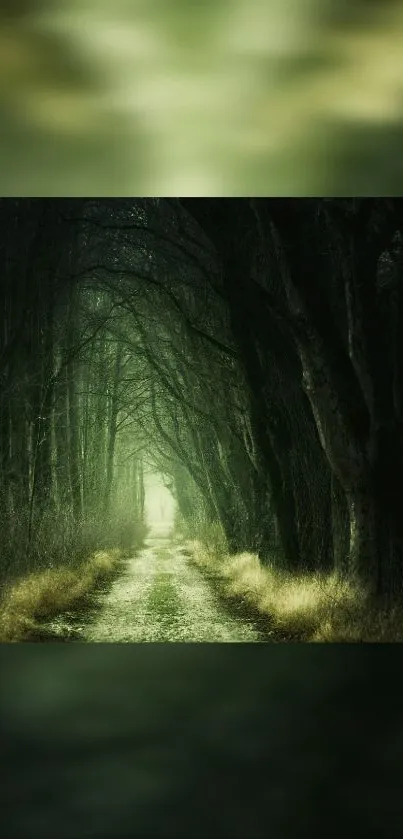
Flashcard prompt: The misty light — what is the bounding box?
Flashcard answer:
[144,472,175,530]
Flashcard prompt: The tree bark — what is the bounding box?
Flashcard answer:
[67,281,82,521]
[104,343,123,515]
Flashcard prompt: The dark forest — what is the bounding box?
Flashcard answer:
[1,197,403,642]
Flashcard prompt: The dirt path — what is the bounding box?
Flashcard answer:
[45,528,265,642]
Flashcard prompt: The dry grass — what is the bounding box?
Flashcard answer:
[188,540,403,643]
[0,549,122,642]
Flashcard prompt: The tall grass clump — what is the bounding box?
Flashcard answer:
[187,526,403,642]
[0,549,122,642]
[0,500,147,642]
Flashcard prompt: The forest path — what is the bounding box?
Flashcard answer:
[46,525,265,642]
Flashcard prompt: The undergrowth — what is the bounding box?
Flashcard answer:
[185,520,403,642]
[0,504,148,642]
[0,549,124,642]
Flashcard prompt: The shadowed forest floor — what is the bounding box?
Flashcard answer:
[36,527,270,643]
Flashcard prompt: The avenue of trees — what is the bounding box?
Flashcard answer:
[0,197,402,603]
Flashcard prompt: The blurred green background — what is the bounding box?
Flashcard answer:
[3,645,403,838]
[1,0,403,195]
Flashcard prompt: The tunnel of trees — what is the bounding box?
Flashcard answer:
[0,197,402,602]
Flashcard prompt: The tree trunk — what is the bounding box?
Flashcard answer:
[53,366,71,509]
[331,472,350,576]
[138,458,145,519]
[104,344,123,515]
[225,284,301,569]
[67,282,82,521]
[34,277,55,509]
[371,422,403,600]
